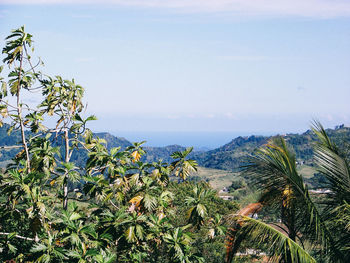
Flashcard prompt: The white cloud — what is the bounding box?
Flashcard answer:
[206,114,215,119]
[225,112,238,120]
[1,0,350,18]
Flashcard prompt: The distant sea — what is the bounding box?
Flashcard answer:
[111,131,274,150]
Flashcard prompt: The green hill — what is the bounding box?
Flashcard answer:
[143,144,186,163]
[1,123,349,180]
[0,124,133,167]
[193,126,350,172]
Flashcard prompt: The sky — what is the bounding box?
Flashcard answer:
[0,0,350,146]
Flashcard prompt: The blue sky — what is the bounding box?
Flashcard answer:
[0,0,350,137]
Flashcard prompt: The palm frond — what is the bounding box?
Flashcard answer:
[226,215,316,263]
[242,136,330,248]
[313,122,350,204]
[312,122,350,261]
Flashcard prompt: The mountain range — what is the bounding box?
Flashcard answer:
[0,124,349,174]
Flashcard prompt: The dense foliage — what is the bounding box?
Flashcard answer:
[194,128,350,171]
[0,27,238,262]
[226,123,350,262]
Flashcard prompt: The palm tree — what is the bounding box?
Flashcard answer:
[225,204,315,263]
[226,135,330,262]
[226,123,350,262]
[312,121,350,260]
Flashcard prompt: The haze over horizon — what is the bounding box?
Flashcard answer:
[0,0,349,137]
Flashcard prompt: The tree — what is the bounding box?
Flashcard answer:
[312,121,350,260]
[185,184,215,229]
[226,123,350,262]
[171,147,198,180]
[0,26,232,262]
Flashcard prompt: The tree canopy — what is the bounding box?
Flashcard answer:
[0,26,237,263]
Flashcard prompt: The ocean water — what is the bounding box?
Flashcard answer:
[111,131,273,149]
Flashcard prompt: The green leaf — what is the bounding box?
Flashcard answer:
[7,232,17,239]
[196,204,207,218]
[30,243,47,252]
[85,248,99,257]
[67,250,81,258]
[73,113,83,122]
[63,162,75,171]
[227,216,316,263]
[86,115,97,122]
[110,147,120,156]
[8,243,17,253]
[7,125,13,135]
[69,212,81,221]
[1,81,7,97]
[125,226,135,242]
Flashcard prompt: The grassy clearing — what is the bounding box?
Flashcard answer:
[297,165,316,178]
[193,166,241,190]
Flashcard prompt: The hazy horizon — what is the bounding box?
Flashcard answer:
[92,123,345,148]
[99,130,273,149]
[0,1,349,135]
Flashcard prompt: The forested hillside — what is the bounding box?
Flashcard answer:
[0,124,133,167]
[0,124,187,167]
[1,122,350,172]
[194,126,350,171]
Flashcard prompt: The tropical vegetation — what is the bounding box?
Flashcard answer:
[0,26,349,263]
[226,122,350,262]
[0,27,236,262]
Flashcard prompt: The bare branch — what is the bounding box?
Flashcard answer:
[0,145,22,150]
[71,138,91,152]
[23,44,41,75]
[0,232,36,241]
[0,99,18,110]
[109,200,119,209]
